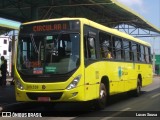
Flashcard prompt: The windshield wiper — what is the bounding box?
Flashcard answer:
[30,34,38,53]
[30,34,41,65]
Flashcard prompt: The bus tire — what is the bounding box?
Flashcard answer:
[94,82,107,110]
[133,78,141,97]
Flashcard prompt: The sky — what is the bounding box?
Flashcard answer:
[117,0,160,54]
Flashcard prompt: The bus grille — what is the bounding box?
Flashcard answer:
[26,92,63,100]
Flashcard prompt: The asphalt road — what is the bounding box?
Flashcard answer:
[0,77,160,120]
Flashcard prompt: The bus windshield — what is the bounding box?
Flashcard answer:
[17,32,80,75]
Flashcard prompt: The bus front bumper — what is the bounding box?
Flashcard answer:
[15,85,85,102]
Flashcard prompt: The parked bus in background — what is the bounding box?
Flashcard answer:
[14,18,152,109]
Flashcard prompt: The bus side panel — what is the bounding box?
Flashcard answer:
[84,61,127,100]
[141,64,153,87]
[108,61,125,94]
[123,63,137,92]
[125,63,153,92]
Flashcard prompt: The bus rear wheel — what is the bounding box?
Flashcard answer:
[94,82,107,109]
[133,78,141,97]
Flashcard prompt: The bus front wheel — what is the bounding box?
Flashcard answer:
[94,82,107,109]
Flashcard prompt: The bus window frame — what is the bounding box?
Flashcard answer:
[84,23,152,64]
[84,25,98,60]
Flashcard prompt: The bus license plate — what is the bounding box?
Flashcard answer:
[38,97,51,102]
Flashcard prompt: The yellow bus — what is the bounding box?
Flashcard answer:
[15,18,153,109]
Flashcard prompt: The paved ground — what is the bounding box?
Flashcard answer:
[0,77,16,111]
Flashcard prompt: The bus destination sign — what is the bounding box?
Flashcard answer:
[20,21,70,34]
[33,23,68,32]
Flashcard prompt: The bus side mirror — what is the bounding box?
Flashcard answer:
[8,41,12,52]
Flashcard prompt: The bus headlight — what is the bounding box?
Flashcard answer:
[15,79,24,90]
[66,75,81,90]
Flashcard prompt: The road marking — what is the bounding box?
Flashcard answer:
[151,93,160,99]
[50,117,76,120]
[100,108,131,120]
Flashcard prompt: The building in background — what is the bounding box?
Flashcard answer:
[0,35,11,76]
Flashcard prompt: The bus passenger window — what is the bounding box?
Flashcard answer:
[132,42,138,61]
[140,45,145,62]
[148,47,152,63]
[137,44,141,61]
[87,38,96,59]
[145,47,150,63]
[107,51,112,59]
[84,36,87,58]
[113,37,122,60]
[99,32,112,59]
[123,40,130,61]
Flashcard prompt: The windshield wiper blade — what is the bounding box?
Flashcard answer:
[30,34,38,53]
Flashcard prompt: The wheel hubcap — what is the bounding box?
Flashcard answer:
[100,89,106,99]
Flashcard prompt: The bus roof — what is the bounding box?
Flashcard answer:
[22,17,151,47]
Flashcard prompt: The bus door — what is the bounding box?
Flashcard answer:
[84,34,99,100]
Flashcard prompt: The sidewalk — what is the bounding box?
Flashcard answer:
[0,77,16,111]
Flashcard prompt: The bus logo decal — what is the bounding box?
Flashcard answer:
[118,66,122,78]
[42,85,46,90]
